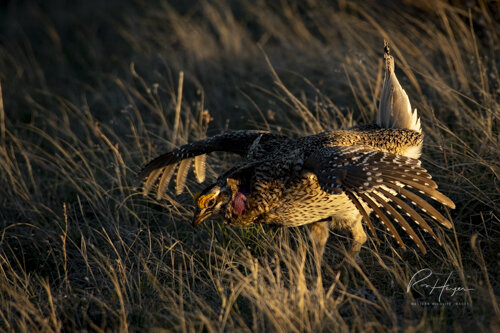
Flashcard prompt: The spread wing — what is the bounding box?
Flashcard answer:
[137,130,284,197]
[304,146,455,253]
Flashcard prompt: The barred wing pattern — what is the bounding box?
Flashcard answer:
[304,146,455,253]
[137,130,282,197]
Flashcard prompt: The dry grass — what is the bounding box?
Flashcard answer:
[0,0,499,331]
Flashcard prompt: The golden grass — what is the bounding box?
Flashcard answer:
[0,0,498,331]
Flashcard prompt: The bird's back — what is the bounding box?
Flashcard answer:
[231,126,424,227]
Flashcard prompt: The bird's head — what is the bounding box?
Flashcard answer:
[192,184,231,227]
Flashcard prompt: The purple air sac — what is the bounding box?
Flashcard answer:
[232,191,247,215]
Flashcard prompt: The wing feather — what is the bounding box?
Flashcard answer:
[345,191,380,243]
[175,158,192,195]
[383,175,454,208]
[138,130,284,195]
[370,191,426,253]
[304,146,454,251]
[137,130,279,181]
[358,193,406,250]
[143,168,163,195]
[382,182,453,229]
[156,164,177,199]
[193,154,207,183]
[376,187,440,245]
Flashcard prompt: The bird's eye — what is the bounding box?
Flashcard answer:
[207,197,216,208]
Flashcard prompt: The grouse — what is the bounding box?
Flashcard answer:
[137,43,455,259]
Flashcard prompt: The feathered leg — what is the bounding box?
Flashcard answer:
[309,221,330,260]
[347,214,367,262]
[309,220,330,292]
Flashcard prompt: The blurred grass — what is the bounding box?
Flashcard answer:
[0,0,499,331]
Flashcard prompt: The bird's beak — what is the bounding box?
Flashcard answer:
[192,210,211,227]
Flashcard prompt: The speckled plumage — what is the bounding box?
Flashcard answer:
[137,44,455,260]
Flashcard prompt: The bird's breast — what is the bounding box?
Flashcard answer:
[264,173,361,227]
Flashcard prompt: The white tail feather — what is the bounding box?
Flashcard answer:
[377,43,422,134]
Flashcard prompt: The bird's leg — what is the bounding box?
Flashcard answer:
[309,220,330,291]
[346,215,367,263]
[309,221,330,260]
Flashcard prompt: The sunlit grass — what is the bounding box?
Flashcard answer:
[0,0,498,331]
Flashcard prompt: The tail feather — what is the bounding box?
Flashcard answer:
[377,42,422,134]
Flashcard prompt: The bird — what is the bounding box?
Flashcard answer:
[136,43,455,261]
